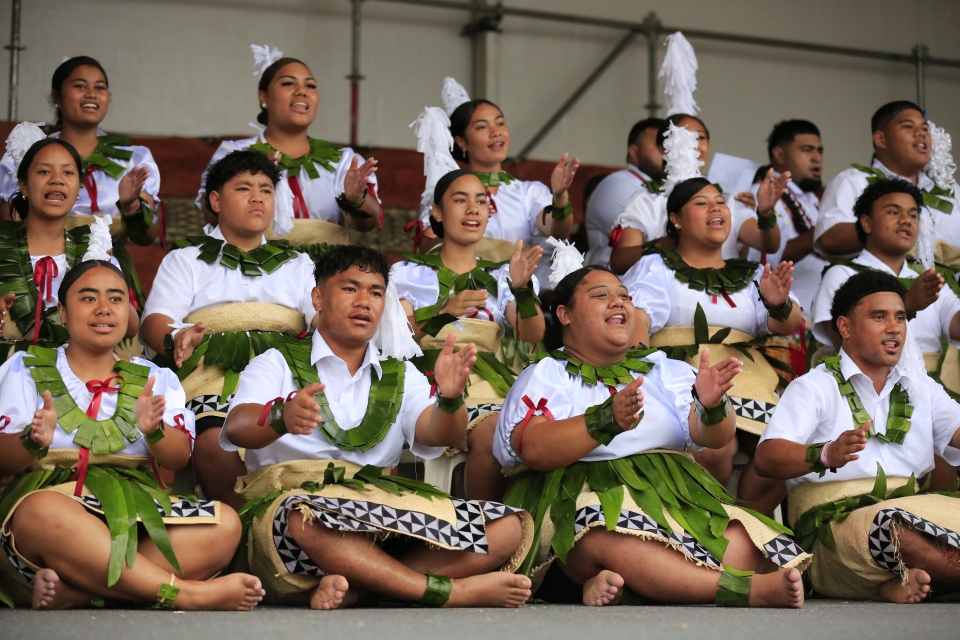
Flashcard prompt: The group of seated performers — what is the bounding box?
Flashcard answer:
[1,33,960,613]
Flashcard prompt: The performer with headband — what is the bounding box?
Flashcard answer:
[0,217,262,611]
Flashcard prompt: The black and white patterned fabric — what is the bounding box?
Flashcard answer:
[272,493,523,577]
[869,507,960,573]
[467,403,502,424]
[731,397,777,425]
[188,394,232,417]
[2,531,36,584]
[574,503,803,569]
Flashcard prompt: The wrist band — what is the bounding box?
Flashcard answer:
[805,441,835,477]
[508,280,540,319]
[144,424,166,444]
[692,386,731,426]
[584,393,638,446]
[153,574,179,610]
[336,188,372,219]
[418,572,452,607]
[820,440,833,469]
[257,396,290,436]
[19,429,48,459]
[715,567,754,607]
[436,391,465,414]
[762,296,794,323]
[544,201,573,223]
[117,197,153,241]
[757,209,778,230]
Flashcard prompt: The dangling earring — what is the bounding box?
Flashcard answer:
[261,103,267,109]
[461,148,469,162]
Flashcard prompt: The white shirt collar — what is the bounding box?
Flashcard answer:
[208,225,267,248]
[310,329,382,378]
[837,347,908,390]
[855,249,913,277]
[871,158,934,191]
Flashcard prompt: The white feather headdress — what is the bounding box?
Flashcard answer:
[898,324,930,408]
[659,32,699,118]
[410,106,461,209]
[661,122,704,197]
[250,44,284,77]
[272,178,295,238]
[5,122,47,172]
[82,215,114,261]
[373,268,423,361]
[441,77,471,117]
[926,120,956,193]
[546,237,584,289]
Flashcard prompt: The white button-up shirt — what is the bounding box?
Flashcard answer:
[223,330,442,472]
[760,348,960,491]
[584,165,650,267]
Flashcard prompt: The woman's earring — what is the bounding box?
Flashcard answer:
[261,103,267,109]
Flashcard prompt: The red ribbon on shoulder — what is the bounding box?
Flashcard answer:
[84,165,100,213]
[32,256,59,344]
[73,375,124,496]
[288,175,309,219]
[0,415,10,430]
[486,189,498,214]
[607,224,623,248]
[516,396,554,455]
[404,220,426,251]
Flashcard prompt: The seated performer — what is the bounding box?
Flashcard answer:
[812,178,960,488]
[412,77,579,292]
[756,270,960,603]
[814,101,959,261]
[0,56,162,306]
[198,46,379,244]
[745,120,828,314]
[0,236,262,611]
[394,166,545,500]
[0,130,137,359]
[494,250,809,608]
[140,150,317,508]
[222,245,534,609]
[621,123,801,515]
[583,117,665,267]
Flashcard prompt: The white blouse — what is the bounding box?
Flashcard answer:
[392,261,540,327]
[141,226,317,325]
[493,349,699,468]
[222,330,442,472]
[623,252,794,337]
[0,347,195,455]
[0,131,161,218]
[195,134,377,225]
[760,349,960,491]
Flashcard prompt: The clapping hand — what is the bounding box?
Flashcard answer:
[612,376,644,431]
[755,168,791,216]
[433,331,477,399]
[343,156,377,205]
[118,166,150,214]
[136,376,167,437]
[759,261,795,307]
[509,240,542,289]
[694,349,741,410]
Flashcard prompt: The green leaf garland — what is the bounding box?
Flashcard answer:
[173,235,300,277]
[647,245,759,297]
[531,347,657,388]
[473,171,517,188]
[853,163,955,215]
[248,137,343,179]
[81,134,134,180]
[823,355,912,444]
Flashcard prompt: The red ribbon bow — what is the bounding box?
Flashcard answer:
[84,164,100,213]
[257,396,285,427]
[73,375,124,496]
[468,307,494,321]
[32,256,59,344]
[404,220,426,251]
[424,370,438,398]
[288,175,309,219]
[607,224,623,248]
[149,413,195,490]
[516,395,554,455]
[0,415,10,430]
[486,189,498,214]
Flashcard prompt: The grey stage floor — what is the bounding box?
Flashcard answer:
[2,601,960,640]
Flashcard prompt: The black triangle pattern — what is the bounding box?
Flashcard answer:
[2,531,37,584]
[467,403,502,424]
[763,535,804,567]
[187,394,231,418]
[730,397,776,424]
[869,507,960,574]
[76,494,216,520]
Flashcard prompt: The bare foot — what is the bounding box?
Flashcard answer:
[747,568,804,608]
[443,572,532,608]
[582,570,624,607]
[32,568,91,610]
[880,569,932,604]
[177,573,265,611]
[310,575,356,610]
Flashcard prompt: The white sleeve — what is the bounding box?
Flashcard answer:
[400,363,445,460]
[623,254,672,334]
[814,170,864,257]
[937,286,960,349]
[292,254,318,324]
[615,190,660,239]
[141,250,198,323]
[129,145,161,200]
[222,349,296,451]
[195,140,238,211]
[136,359,196,441]
[811,265,849,345]
[647,352,701,450]
[0,352,40,435]
[494,359,574,467]
[392,262,440,311]
[928,376,960,458]
[759,373,824,446]
[524,181,553,237]
[0,151,18,201]
[492,264,541,318]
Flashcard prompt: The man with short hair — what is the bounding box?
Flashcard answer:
[584,118,664,266]
[757,270,960,603]
[814,101,960,260]
[746,120,828,313]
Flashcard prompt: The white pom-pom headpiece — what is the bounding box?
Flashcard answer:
[441,77,471,116]
[659,32,699,118]
[898,323,931,408]
[410,106,461,209]
[250,44,284,77]
[5,122,47,172]
[272,178,294,238]
[373,269,423,361]
[82,215,114,262]
[926,120,956,193]
[661,122,704,197]
[546,238,585,289]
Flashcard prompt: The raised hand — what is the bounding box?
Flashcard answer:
[825,420,870,468]
[755,168,791,216]
[442,289,489,318]
[173,322,207,368]
[118,166,150,214]
[904,267,943,313]
[759,261,795,307]
[550,153,580,199]
[433,331,477,399]
[509,240,542,289]
[283,382,326,435]
[342,155,378,204]
[136,376,167,437]
[612,376,644,431]
[29,390,58,449]
[694,349,741,409]
[0,291,15,334]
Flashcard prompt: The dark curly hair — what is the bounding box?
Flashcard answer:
[766,119,820,162]
[853,178,924,244]
[202,150,281,214]
[830,269,907,334]
[313,244,390,287]
[9,138,84,219]
[256,57,308,126]
[543,265,619,350]
[449,99,502,163]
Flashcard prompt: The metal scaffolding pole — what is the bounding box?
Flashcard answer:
[348,0,365,147]
[914,43,929,110]
[643,12,661,118]
[6,0,24,121]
